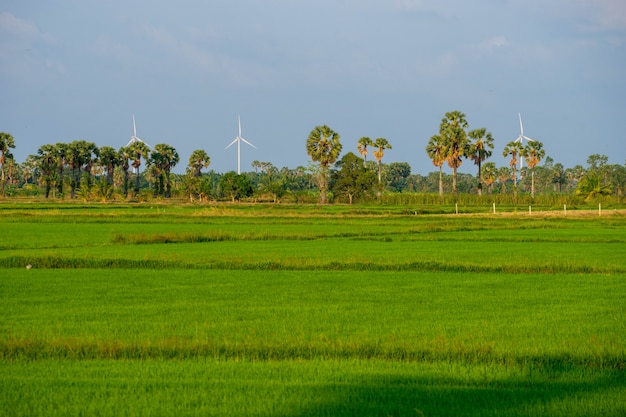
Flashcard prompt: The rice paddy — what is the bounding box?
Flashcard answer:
[0,203,624,416]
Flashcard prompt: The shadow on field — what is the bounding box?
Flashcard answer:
[277,372,623,417]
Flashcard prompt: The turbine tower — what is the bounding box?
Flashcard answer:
[127,115,151,148]
[513,113,536,169]
[225,115,256,174]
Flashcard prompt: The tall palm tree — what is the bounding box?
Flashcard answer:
[468,128,494,196]
[497,166,511,194]
[36,144,58,198]
[372,137,392,186]
[521,141,545,198]
[188,149,211,177]
[98,146,118,186]
[439,111,469,199]
[149,143,179,197]
[118,147,132,198]
[503,141,523,198]
[426,134,446,198]
[306,125,342,204]
[128,141,150,196]
[357,137,373,162]
[0,132,16,198]
[481,162,497,194]
[54,142,68,197]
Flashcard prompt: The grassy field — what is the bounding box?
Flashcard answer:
[0,203,625,416]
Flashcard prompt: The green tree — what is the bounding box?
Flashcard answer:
[306,125,342,204]
[219,171,253,202]
[372,138,392,193]
[387,162,411,192]
[118,147,132,198]
[0,132,16,198]
[98,146,118,186]
[54,142,68,197]
[468,128,494,196]
[148,144,179,198]
[357,136,374,162]
[36,144,58,198]
[330,152,376,204]
[188,149,211,177]
[480,162,497,194]
[575,170,612,201]
[503,141,523,198]
[439,111,469,199]
[521,141,545,198]
[128,141,150,196]
[497,166,511,194]
[426,134,446,198]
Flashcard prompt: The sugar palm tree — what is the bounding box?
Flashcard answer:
[188,149,211,177]
[118,147,132,198]
[503,141,523,198]
[497,166,512,194]
[149,143,179,197]
[521,141,545,198]
[481,162,497,194]
[54,142,68,197]
[426,134,446,198]
[372,137,392,186]
[357,136,373,162]
[128,141,150,196]
[36,144,58,198]
[468,128,494,196]
[439,111,469,199]
[306,125,342,204]
[0,132,16,198]
[98,146,118,186]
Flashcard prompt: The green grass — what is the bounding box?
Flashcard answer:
[0,203,625,416]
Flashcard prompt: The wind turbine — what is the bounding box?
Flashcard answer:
[513,113,536,169]
[225,115,256,174]
[126,115,151,148]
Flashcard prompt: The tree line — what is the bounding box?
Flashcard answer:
[0,111,624,204]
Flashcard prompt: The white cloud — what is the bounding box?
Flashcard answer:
[0,11,38,37]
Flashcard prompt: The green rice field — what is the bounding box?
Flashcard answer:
[0,203,625,416]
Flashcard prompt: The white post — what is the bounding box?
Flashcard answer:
[493,203,496,214]
[599,203,602,217]
[529,206,532,215]
[564,204,567,216]
[455,203,458,215]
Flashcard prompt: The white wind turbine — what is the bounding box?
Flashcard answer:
[126,115,151,148]
[225,115,256,174]
[513,113,536,169]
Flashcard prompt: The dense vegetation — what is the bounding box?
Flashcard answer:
[1,204,624,416]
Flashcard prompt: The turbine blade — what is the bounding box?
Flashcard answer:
[523,135,535,142]
[518,113,523,135]
[240,137,256,148]
[225,138,239,149]
[514,135,523,143]
[238,115,242,137]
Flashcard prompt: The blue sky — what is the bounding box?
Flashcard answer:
[1,0,625,175]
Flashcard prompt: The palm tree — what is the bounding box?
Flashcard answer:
[426,134,446,198]
[521,141,545,198]
[188,149,211,177]
[36,144,58,198]
[468,128,494,196]
[575,170,612,201]
[0,132,16,198]
[306,125,342,204]
[481,162,497,194]
[497,166,511,194]
[128,141,150,196]
[149,144,179,197]
[439,111,469,199]
[503,141,523,198]
[98,146,118,186]
[372,137,392,186]
[118,147,132,198]
[357,137,373,162]
[54,142,68,197]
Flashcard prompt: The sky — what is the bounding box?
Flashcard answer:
[1,0,625,175]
